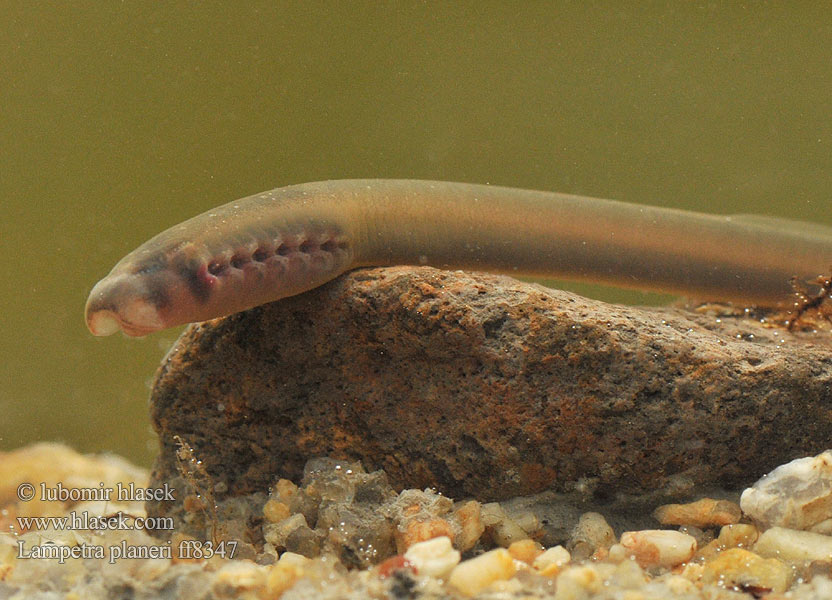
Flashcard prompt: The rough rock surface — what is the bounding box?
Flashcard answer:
[146,266,832,522]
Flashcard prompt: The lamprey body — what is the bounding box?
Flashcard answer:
[85,179,832,336]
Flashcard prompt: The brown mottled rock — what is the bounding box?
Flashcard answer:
[146,266,832,522]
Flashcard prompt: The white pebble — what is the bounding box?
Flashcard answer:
[480,502,530,547]
[619,530,697,568]
[740,450,832,530]
[533,545,571,571]
[403,535,460,579]
[553,565,604,599]
[754,526,832,563]
[448,548,516,597]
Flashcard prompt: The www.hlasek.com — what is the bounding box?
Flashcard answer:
[15,481,237,563]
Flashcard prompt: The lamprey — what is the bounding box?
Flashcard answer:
[85,179,832,336]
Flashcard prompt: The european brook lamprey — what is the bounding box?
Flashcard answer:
[85,179,832,336]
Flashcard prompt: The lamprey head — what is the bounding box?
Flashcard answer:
[85,227,354,336]
[85,270,179,337]
[85,239,216,337]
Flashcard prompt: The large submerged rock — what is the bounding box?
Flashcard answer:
[146,266,832,519]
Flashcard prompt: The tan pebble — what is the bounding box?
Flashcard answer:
[448,548,516,597]
[264,513,309,550]
[571,512,616,553]
[619,530,697,569]
[716,523,758,549]
[612,556,646,587]
[701,547,792,594]
[754,526,832,563]
[263,499,291,523]
[403,535,460,579]
[607,543,628,563]
[278,551,312,567]
[553,565,603,599]
[453,500,485,551]
[533,545,571,577]
[266,552,310,597]
[680,561,704,582]
[396,518,455,553]
[508,509,540,535]
[212,560,267,594]
[481,502,530,547]
[492,518,529,547]
[508,538,544,564]
[797,559,832,582]
[665,575,698,594]
[809,519,832,535]
[694,538,722,562]
[653,497,741,528]
[480,502,504,527]
[273,479,297,503]
[538,563,563,578]
[694,523,756,563]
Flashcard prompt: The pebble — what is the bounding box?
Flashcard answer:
[740,450,832,530]
[618,530,697,569]
[393,488,456,553]
[754,526,832,563]
[696,523,759,561]
[263,499,291,523]
[569,512,615,560]
[716,523,759,549]
[212,560,267,596]
[608,558,647,589]
[700,547,792,594]
[533,545,571,577]
[266,552,311,598]
[552,564,608,599]
[395,517,455,552]
[508,539,545,565]
[264,513,310,549]
[481,502,532,547]
[453,500,485,551]
[403,536,460,579]
[448,548,516,597]
[273,478,298,504]
[653,497,741,528]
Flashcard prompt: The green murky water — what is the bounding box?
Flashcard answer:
[3,2,831,465]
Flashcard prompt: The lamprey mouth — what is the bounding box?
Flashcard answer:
[86,306,162,337]
[85,275,166,337]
